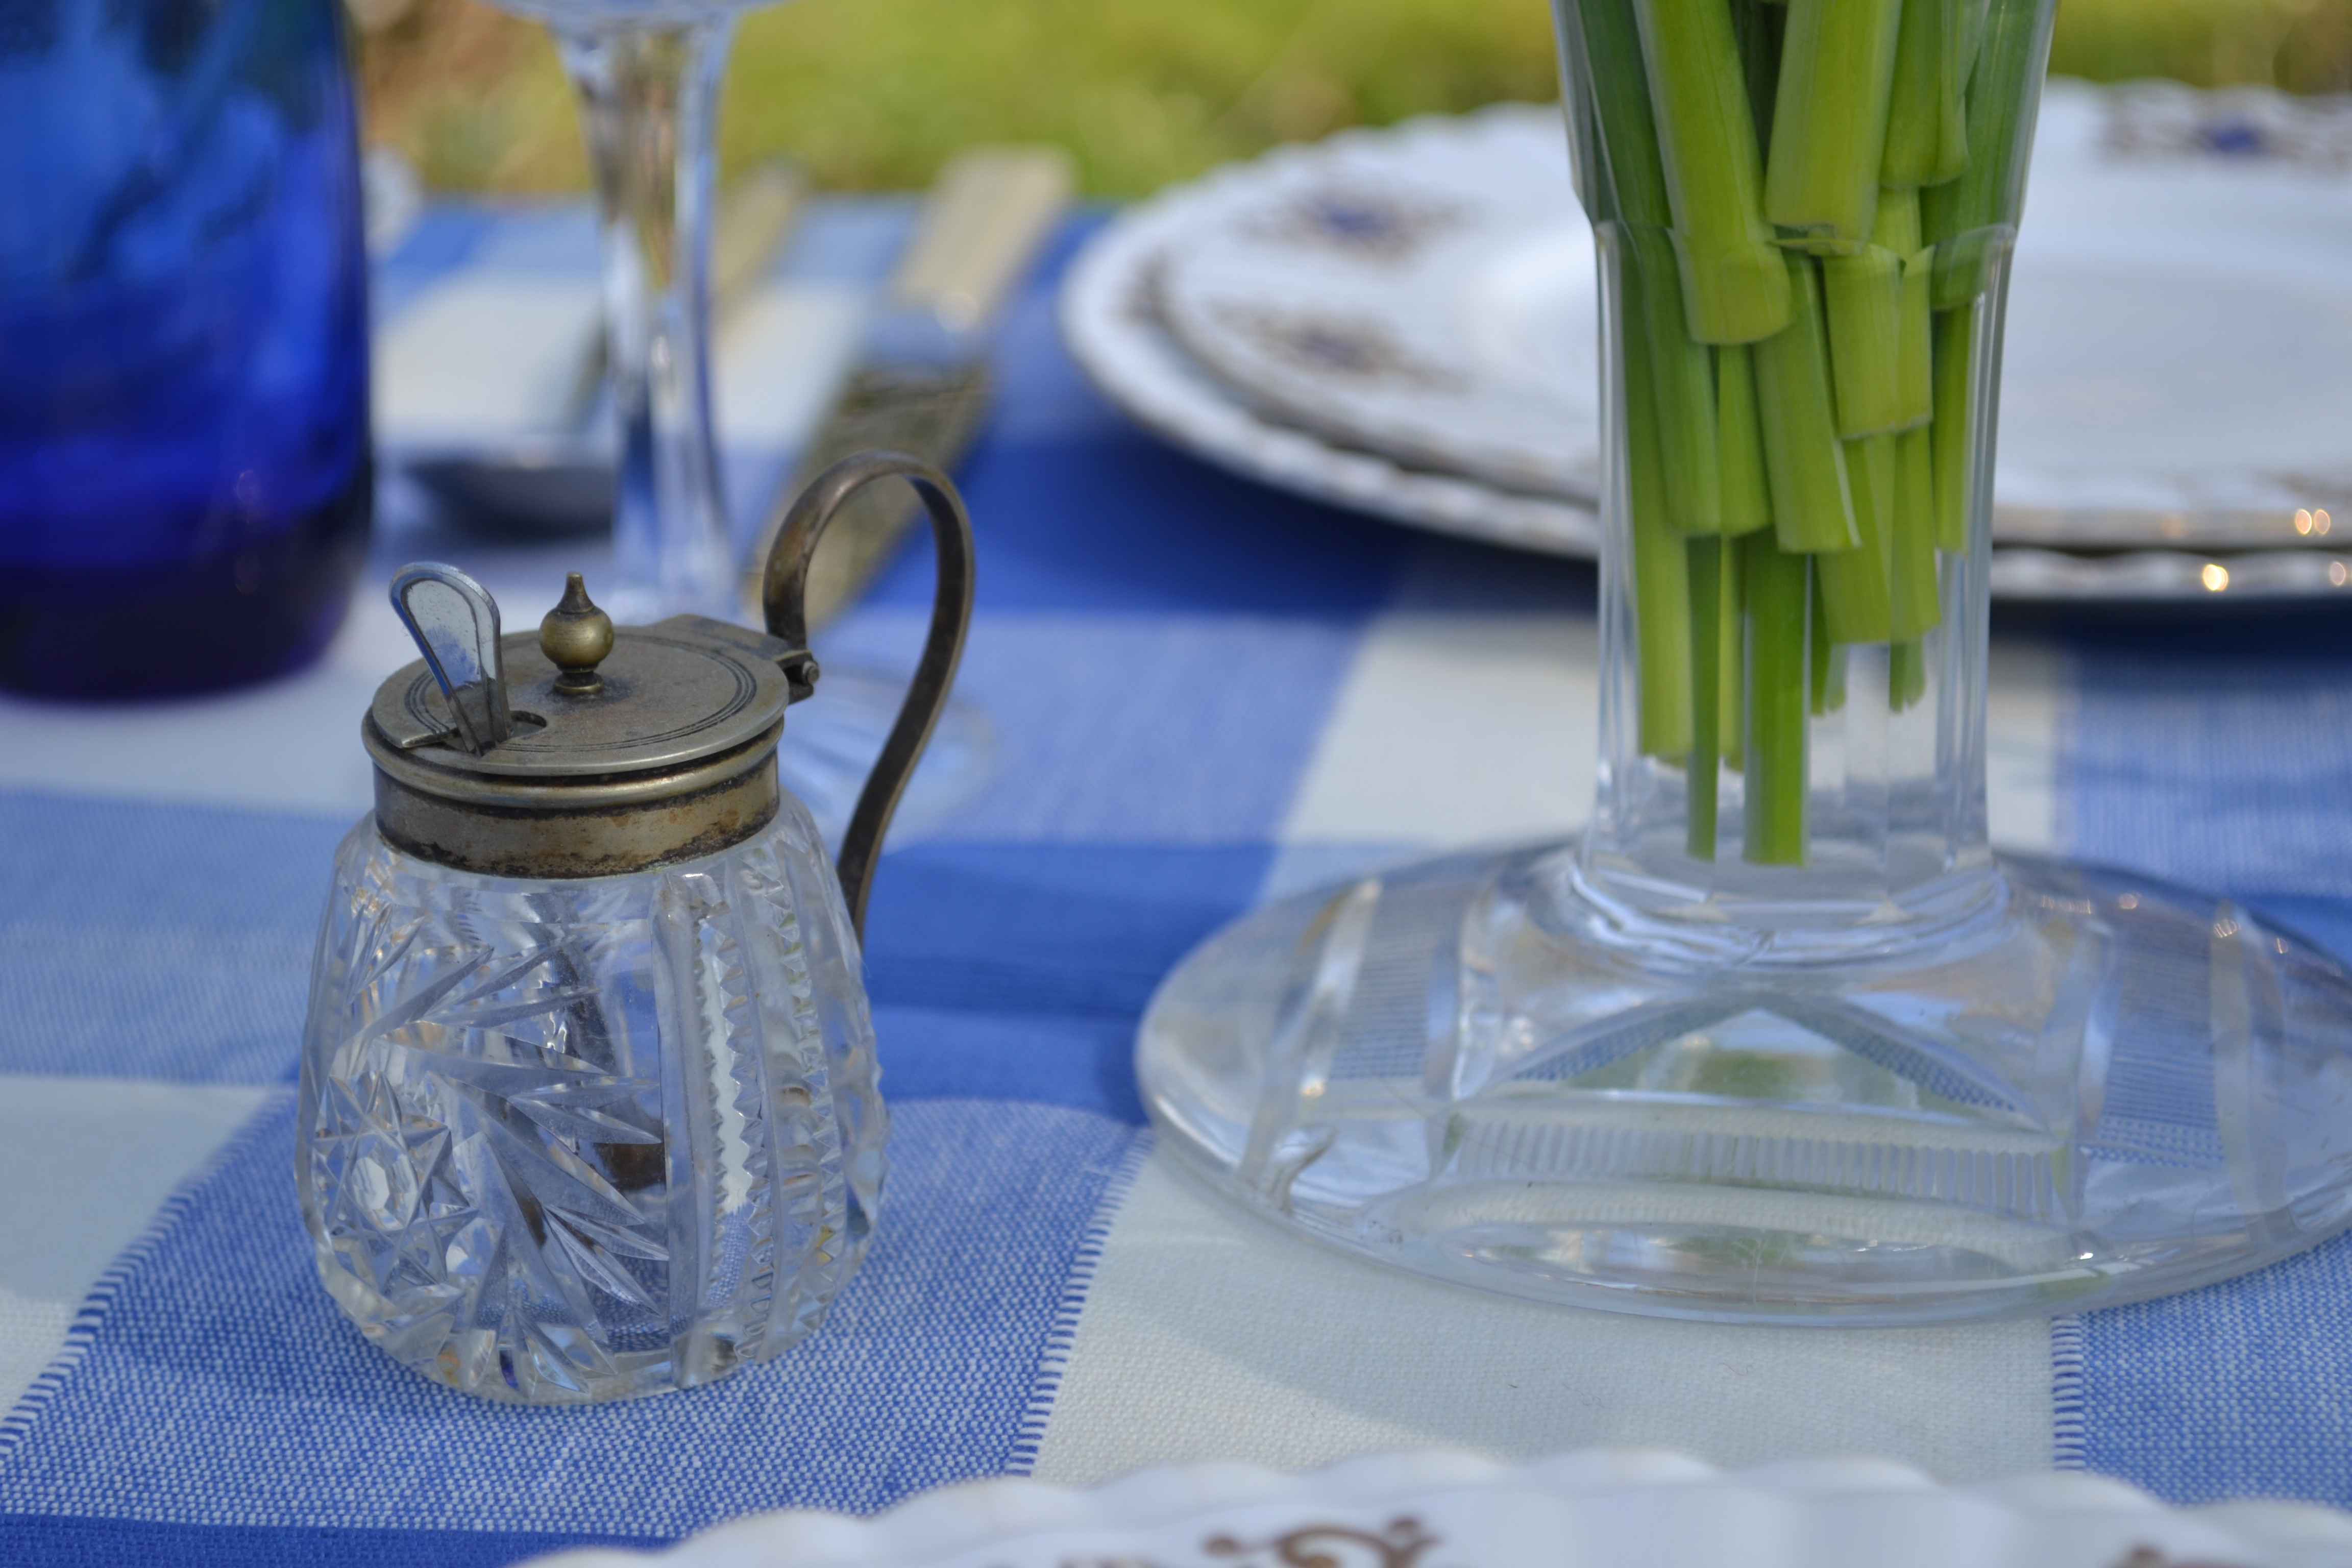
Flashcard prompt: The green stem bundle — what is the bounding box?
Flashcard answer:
[1923,0,2049,299]
[1816,432,1895,644]
[1628,230,1727,534]
[1822,246,1908,436]
[1931,302,1975,552]
[1580,0,2045,867]
[1746,536,1810,864]
[1882,0,1967,188]
[1764,0,1904,252]
[1751,254,1856,555]
[1891,425,1941,638]
[1625,261,1697,760]
[1716,345,1775,534]
[1634,0,1791,342]
[1686,535,1730,857]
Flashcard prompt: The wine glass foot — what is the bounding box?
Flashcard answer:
[1138,845,2352,1324]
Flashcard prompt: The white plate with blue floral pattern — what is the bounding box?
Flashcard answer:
[1151,105,1600,507]
[1063,87,2352,601]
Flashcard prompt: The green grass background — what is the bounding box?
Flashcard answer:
[356,0,2352,195]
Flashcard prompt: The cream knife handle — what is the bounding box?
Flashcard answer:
[711,159,810,324]
[888,145,1077,331]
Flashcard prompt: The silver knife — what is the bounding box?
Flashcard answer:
[748,145,1075,625]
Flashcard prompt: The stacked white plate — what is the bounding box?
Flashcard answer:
[527,1449,2352,1568]
[1061,83,2352,603]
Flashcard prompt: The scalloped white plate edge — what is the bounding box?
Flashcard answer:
[1056,116,1601,561]
[1058,107,2352,604]
[1146,104,1601,501]
[521,1448,2352,1568]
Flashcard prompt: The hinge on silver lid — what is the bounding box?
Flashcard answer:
[389,562,512,755]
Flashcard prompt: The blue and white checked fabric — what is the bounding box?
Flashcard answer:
[0,1095,1138,1532]
[2,192,2350,1564]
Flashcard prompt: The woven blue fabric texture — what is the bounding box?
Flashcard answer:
[0,793,346,1083]
[2067,632,2352,901]
[0,1515,658,1568]
[0,1094,1141,1535]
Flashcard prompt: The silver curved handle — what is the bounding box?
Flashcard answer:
[758,452,976,938]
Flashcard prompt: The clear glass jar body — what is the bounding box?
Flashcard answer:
[297,794,883,1403]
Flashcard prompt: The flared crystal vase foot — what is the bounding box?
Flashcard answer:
[1139,845,2352,1324]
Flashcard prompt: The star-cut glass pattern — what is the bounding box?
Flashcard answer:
[297,801,884,1403]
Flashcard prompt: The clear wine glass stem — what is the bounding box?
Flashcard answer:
[555,19,737,624]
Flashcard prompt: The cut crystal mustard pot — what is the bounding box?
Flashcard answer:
[297,455,973,1404]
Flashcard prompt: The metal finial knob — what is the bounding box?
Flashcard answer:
[540,573,614,696]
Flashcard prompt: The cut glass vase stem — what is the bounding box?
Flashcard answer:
[1136,0,2352,1325]
[557,18,738,624]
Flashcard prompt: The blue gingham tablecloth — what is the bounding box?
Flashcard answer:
[4,195,2352,1566]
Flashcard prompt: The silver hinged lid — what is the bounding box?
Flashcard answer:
[363,566,814,879]
[369,619,798,777]
[350,450,978,926]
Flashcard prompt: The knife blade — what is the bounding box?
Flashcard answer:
[748,144,1075,625]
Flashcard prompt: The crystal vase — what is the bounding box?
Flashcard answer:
[1138,0,2352,1323]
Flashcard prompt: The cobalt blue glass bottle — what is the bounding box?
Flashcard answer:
[0,0,372,698]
